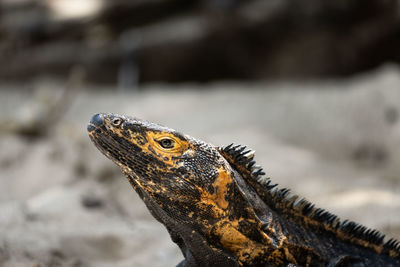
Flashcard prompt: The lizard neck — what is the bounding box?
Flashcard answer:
[203,165,289,265]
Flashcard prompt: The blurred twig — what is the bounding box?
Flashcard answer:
[0,65,85,139]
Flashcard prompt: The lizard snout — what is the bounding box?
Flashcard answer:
[88,113,103,132]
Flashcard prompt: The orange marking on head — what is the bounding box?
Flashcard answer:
[110,127,192,167]
[146,131,189,156]
[211,167,231,209]
[200,166,232,211]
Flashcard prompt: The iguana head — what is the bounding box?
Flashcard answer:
[88,113,229,215]
[88,113,273,265]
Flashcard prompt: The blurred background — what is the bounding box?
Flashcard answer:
[1,0,400,266]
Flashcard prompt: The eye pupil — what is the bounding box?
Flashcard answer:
[159,138,174,149]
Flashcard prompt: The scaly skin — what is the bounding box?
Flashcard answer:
[88,113,400,267]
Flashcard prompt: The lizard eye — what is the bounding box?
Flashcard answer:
[157,137,175,149]
[111,118,123,127]
[151,134,188,154]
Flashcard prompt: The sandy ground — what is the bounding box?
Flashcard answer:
[1,65,400,266]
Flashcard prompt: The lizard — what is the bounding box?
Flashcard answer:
[87,113,400,267]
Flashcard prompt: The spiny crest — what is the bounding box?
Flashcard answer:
[218,143,400,258]
[384,238,400,254]
[219,143,277,190]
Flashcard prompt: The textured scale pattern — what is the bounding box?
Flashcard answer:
[88,113,400,267]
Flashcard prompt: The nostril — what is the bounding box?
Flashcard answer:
[90,113,103,127]
[87,124,95,132]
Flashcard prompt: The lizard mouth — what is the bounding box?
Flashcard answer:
[87,113,150,173]
[87,113,125,164]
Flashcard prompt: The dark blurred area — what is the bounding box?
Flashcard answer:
[1,0,400,84]
[1,1,400,267]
